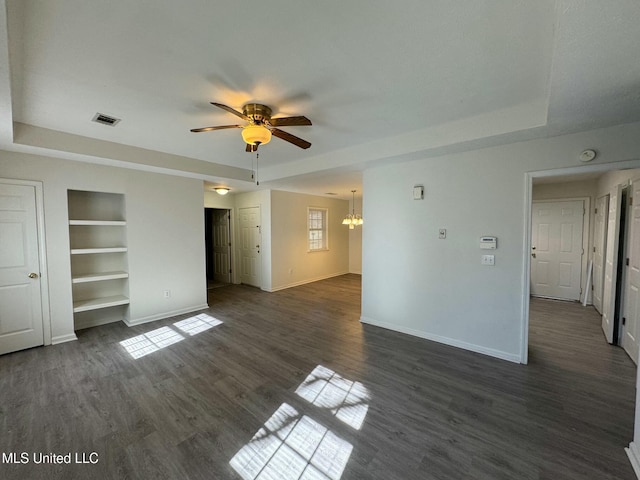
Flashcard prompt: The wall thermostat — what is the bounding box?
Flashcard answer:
[480,236,497,249]
[413,185,424,200]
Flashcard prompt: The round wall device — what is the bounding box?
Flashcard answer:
[579,149,596,162]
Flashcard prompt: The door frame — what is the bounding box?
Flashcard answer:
[0,178,52,346]
[620,178,640,360]
[530,197,590,302]
[237,205,262,288]
[593,193,610,314]
[521,159,640,364]
[204,207,233,284]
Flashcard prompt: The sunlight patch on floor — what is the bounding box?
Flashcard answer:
[295,365,370,430]
[119,326,185,359]
[173,313,223,336]
[119,313,223,359]
[230,403,353,480]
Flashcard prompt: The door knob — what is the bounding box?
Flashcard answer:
[531,253,537,258]
[256,245,260,248]
[28,272,38,279]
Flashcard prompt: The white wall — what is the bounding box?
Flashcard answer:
[361,121,640,362]
[270,190,349,291]
[204,190,235,209]
[532,179,598,201]
[0,150,208,342]
[597,168,640,197]
[349,195,363,274]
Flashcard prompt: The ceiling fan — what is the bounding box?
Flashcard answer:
[191,102,312,152]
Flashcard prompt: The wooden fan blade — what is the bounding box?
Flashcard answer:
[271,128,312,149]
[269,116,312,127]
[211,102,250,121]
[190,125,242,133]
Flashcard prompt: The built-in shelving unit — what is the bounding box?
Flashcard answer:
[68,190,130,330]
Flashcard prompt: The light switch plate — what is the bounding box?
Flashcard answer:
[413,185,424,200]
[481,255,495,266]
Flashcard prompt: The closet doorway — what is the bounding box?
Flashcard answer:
[204,208,232,289]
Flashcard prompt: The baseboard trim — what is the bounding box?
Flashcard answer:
[360,316,521,364]
[626,442,640,479]
[268,272,350,292]
[51,333,78,345]
[124,304,210,327]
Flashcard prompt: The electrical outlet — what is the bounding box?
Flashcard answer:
[163,290,171,298]
[438,228,447,239]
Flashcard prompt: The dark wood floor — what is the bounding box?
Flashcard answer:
[0,275,637,479]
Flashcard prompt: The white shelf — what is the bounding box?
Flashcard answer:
[71,247,127,255]
[69,220,126,226]
[68,190,130,327]
[73,295,130,313]
[72,271,129,284]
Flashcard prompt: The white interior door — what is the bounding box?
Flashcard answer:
[602,184,623,344]
[0,183,44,355]
[622,177,640,363]
[212,209,231,283]
[531,200,584,301]
[239,206,261,287]
[593,194,610,314]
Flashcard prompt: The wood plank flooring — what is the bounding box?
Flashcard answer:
[0,275,637,479]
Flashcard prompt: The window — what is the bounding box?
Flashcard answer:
[308,207,328,251]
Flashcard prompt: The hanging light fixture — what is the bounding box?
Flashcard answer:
[342,190,363,229]
[241,124,272,146]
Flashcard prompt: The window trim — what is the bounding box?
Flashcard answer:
[307,206,329,252]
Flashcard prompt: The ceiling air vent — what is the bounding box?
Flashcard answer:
[92,113,121,127]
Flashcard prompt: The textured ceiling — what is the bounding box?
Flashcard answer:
[1,1,640,197]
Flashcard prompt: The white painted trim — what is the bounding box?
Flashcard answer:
[51,333,78,345]
[123,304,209,327]
[521,173,533,364]
[267,271,350,292]
[360,315,521,364]
[626,442,640,479]
[0,178,53,346]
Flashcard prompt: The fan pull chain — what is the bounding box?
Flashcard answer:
[255,151,260,186]
[251,151,255,181]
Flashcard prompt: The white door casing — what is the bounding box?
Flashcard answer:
[239,206,261,288]
[0,183,45,355]
[531,200,584,301]
[602,184,623,344]
[593,195,610,314]
[622,178,640,364]
[212,209,231,284]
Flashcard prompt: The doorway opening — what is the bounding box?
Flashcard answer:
[523,161,640,364]
[204,208,232,290]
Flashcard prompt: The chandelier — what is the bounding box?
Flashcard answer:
[342,190,363,229]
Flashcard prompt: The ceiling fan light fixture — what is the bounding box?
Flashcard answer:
[242,125,272,146]
[214,187,230,195]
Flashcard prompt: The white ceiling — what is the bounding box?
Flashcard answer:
[2,1,640,198]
